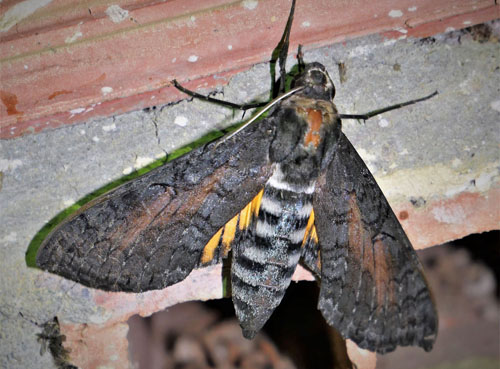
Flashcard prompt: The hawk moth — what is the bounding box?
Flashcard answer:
[36,0,438,354]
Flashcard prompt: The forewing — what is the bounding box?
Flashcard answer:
[313,132,437,353]
[37,121,274,292]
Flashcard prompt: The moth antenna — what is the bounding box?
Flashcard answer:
[270,0,296,97]
[339,91,438,121]
[216,86,304,146]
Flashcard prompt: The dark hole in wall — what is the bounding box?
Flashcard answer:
[128,281,351,369]
[378,230,499,369]
[128,231,499,369]
[452,231,500,298]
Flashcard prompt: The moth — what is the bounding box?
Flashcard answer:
[36,0,438,354]
[19,313,79,369]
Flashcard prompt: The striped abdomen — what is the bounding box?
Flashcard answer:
[231,164,314,338]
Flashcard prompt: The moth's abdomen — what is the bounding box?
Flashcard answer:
[231,165,314,338]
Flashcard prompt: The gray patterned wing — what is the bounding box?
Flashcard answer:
[311,132,437,353]
[36,120,275,292]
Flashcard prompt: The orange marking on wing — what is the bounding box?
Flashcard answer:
[310,225,318,244]
[201,228,223,264]
[252,189,264,218]
[238,190,263,231]
[302,209,316,246]
[202,190,264,264]
[304,108,322,148]
[238,202,251,230]
[302,210,320,269]
[221,215,238,256]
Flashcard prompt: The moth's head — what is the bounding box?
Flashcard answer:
[292,62,335,101]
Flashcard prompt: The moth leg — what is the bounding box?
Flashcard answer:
[339,90,438,121]
[297,45,305,73]
[173,0,297,107]
[172,80,267,110]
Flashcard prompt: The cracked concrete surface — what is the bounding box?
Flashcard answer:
[0,25,499,368]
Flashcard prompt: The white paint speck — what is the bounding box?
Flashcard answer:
[24,65,28,69]
[445,183,470,198]
[459,77,473,95]
[174,115,188,127]
[242,0,258,10]
[135,156,154,168]
[171,57,176,63]
[408,6,417,12]
[399,148,409,155]
[378,118,389,127]
[102,123,116,132]
[432,205,466,224]
[122,166,133,175]
[445,27,455,33]
[490,100,500,112]
[92,136,100,142]
[394,27,407,34]
[451,158,462,168]
[188,55,198,62]
[388,10,403,18]
[1,232,17,243]
[101,86,113,96]
[227,44,233,50]
[463,20,471,25]
[476,169,499,191]
[190,15,196,22]
[0,0,52,32]
[301,21,311,28]
[105,5,129,23]
[63,198,75,207]
[0,158,23,171]
[79,129,86,135]
[70,107,85,114]
[348,44,376,58]
[65,31,82,43]
[384,39,397,46]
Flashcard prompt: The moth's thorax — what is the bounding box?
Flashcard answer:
[289,96,339,151]
[268,94,339,189]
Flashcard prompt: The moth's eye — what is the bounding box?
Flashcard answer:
[309,70,326,85]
